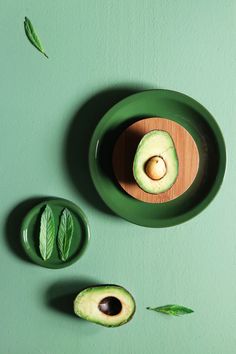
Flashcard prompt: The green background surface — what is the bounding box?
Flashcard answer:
[0,1,235,353]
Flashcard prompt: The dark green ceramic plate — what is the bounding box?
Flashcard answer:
[89,89,226,228]
[21,198,90,268]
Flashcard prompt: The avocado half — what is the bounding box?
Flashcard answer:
[133,130,179,194]
[74,285,136,327]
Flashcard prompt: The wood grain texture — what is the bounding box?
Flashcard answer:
[113,118,199,203]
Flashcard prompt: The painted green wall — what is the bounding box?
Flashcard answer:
[1,1,235,353]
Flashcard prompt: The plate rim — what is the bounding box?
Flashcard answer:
[21,197,90,268]
[89,89,226,227]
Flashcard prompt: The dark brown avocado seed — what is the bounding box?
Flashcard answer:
[98,296,122,316]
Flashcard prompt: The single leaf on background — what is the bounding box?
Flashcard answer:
[57,208,74,261]
[24,17,49,58]
[39,205,55,260]
[146,304,194,316]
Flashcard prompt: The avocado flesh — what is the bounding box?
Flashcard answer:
[133,130,178,194]
[74,285,136,327]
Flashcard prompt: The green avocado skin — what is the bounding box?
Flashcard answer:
[133,130,179,194]
[89,310,136,328]
[74,285,136,328]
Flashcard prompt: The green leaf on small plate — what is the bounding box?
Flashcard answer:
[39,205,55,260]
[24,17,48,58]
[58,208,74,261]
[147,304,194,316]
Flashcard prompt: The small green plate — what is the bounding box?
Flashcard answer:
[89,89,226,228]
[21,198,90,268]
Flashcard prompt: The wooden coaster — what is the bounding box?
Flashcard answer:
[112,117,199,203]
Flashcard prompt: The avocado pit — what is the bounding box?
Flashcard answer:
[145,156,167,180]
[98,296,122,316]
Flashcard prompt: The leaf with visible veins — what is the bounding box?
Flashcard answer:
[147,304,194,316]
[39,205,55,260]
[24,17,48,58]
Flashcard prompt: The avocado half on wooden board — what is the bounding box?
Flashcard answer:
[133,130,179,194]
[74,285,136,327]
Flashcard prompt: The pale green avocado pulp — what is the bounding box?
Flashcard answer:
[74,285,136,327]
[133,130,179,194]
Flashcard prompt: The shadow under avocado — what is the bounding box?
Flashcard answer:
[45,278,101,321]
[4,196,50,264]
[112,126,144,185]
[64,85,146,215]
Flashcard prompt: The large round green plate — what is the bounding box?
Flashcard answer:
[21,198,90,268]
[89,89,226,228]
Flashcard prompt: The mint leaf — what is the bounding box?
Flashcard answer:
[147,304,194,316]
[57,208,74,261]
[24,17,48,58]
[39,205,55,260]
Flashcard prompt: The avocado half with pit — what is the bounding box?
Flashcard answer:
[133,130,179,194]
[74,285,136,327]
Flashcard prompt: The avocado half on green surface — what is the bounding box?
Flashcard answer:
[133,130,179,194]
[74,285,136,327]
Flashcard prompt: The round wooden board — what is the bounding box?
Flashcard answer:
[112,117,200,203]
